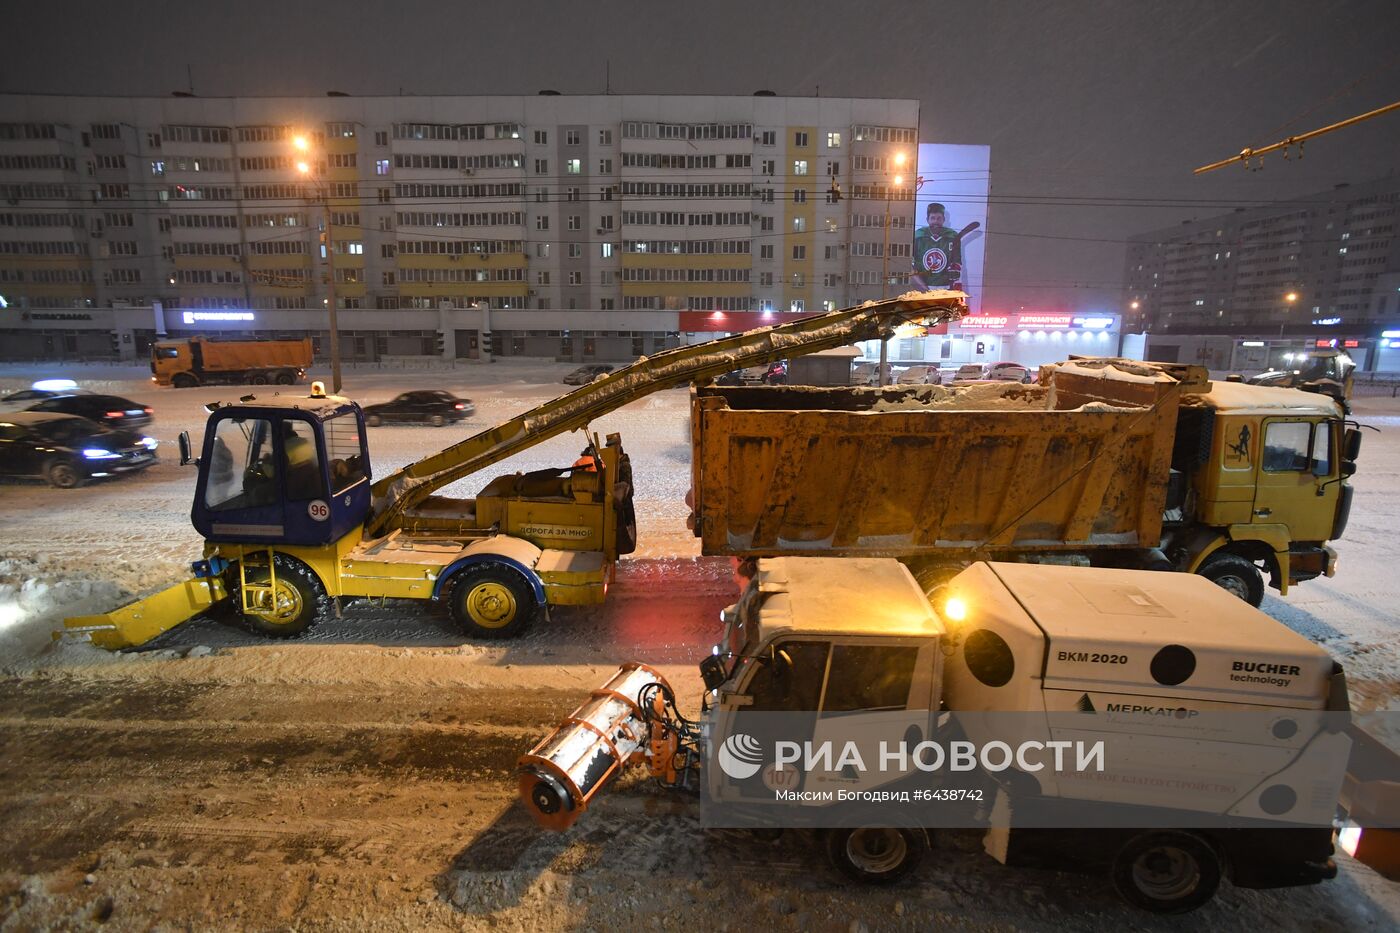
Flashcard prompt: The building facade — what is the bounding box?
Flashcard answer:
[1122,175,1400,369]
[0,93,923,362]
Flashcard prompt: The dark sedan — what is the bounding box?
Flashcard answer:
[563,364,614,385]
[362,390,475,427]
[0,413,159,488]
[27,392,154,429]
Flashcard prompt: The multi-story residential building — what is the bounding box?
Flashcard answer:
[1124,176,1400,338]
[0,94,924,362]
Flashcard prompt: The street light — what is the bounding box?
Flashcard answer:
[293,134,343,394]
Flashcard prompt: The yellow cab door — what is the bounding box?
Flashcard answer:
[1252,417,1338,543]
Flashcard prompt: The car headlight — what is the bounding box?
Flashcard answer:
[140,436,159,449]
[83,448,121,459]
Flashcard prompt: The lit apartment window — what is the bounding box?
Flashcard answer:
[601,243,614,258]
[826,132,841,148]
[566,159,582,174]
[375,159,390,175]
[790,299,805,312]
[794,160,809,176]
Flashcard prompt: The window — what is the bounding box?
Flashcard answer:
[566,159,581,174]
[789,299,805,312]
[378,188,390,204]
[568,215,581,230]
[569,271,582,286]
[761,159,775,176]
[1263,421,1329,473]
[536,271,550,285]
[598,129,612,145]
[759,244,774,260]
[600,298,614,310]
[822,300,836,312]
[566,130,580,145]
[568,243,582,258]
[793,189,807,203]
[759,272,773,287]
[282,419,325,502]
[743,641,829,711]
[535,159,549,175]
[795,131,809,147]
[598,158,613,174]
[536,215,549,230]
[792,245,806,260]
[599,215,614,230]
[827,160,841,176]
[374,130,388,146]
[204,418,276,511]
[601,242,614,258]
[324,413,367,492]
[826,132,842,148]
[375,159,390,175]
[794,160,809,176]
[793,217,806,233]
[536,243,550,258]
[566,187,581,202]
[760,131,776,146]
[760,216,774,232]
[822,645,916,712]
[533,130,548,144]
[326,122,356,139]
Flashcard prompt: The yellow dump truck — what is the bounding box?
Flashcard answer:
[151,336,313,387]
[689,359,1361,605]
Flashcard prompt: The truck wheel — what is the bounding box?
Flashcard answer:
[275,371,295,385]
[250,374,270,385]
[172,373,198,388]
[1198,554,1264,606]
[825,827,927,884]
[448,564,538,639]
[46,458,82,489]
[231,555,329,639]
[1112,831,1221,914]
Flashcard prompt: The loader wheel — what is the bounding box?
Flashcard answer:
[1112,831,1221,914]
[46,458,82,489]
[172,373,199,389]
[1198,553,1264,606]
[233,555,328,639]
[448,564,537,639]
[826,826,927,884]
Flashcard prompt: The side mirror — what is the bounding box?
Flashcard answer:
[700,654,728,691]
[177,431,193,466]
[1344,428,1362,463]
[769,646,794,692]
[1341,461,1357,478]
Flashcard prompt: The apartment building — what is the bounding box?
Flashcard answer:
[0,93,922,362]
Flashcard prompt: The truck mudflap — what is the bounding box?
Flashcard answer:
[62,575,228,649]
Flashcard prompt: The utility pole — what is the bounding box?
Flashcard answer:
[877,153,908,386]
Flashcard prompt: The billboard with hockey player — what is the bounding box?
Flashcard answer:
[912,144,991,313]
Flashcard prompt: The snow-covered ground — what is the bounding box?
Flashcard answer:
[1,360,1397,930]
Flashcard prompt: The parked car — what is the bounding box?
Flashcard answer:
[851,362,896,386]
[715,370,746,386]
[950,363,990,383]
[26,392,153,429]
[362,390,474,427]
[984,362,1033,383]
[563,364,614,385]
[0,412,159,488]
[896,365,942,386]
[762,361,788,385]
[0,379,91,414]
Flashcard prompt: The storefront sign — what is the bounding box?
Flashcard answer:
[22,311,93,321]
[958,315,1009,330]
[181,310,255,324]
[1016,313,1074,329]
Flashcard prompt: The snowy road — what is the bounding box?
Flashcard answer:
[1,360,1398,929]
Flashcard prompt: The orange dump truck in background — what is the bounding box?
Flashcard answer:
[151,336,313,388]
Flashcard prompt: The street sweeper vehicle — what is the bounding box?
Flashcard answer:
[62,293,968,649]
[518,557,1400,913]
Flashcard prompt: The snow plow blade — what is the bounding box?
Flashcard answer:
[62,576,229,650]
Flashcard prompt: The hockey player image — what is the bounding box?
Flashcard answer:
[911,202,977,290]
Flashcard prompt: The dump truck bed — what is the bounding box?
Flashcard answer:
[690,364,1181,558]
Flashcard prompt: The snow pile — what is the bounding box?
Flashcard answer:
[1051,359,1176,384]
[0,557,125,667]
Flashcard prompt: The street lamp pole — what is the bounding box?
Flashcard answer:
[1279,291,1298,341]
[295,135,343,394]
[877,152,907,386]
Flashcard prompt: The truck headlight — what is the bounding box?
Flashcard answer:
[1338,821,1362,857]
[83,448,121,459]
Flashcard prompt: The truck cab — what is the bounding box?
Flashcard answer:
[1175,381,1362,600]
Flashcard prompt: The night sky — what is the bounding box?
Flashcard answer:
[4,0,1397,314]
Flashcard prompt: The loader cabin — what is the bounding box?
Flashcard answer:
[189,391,370,547]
